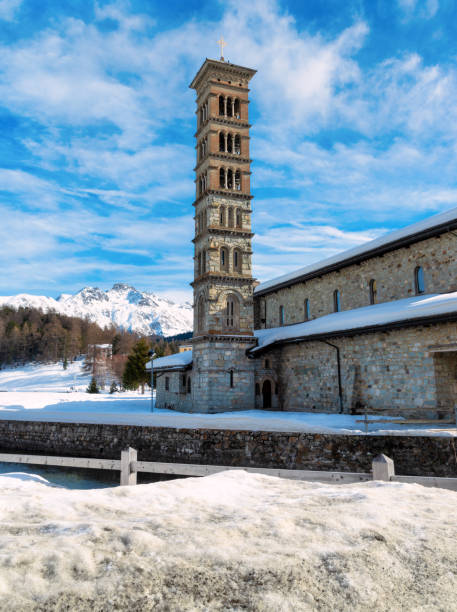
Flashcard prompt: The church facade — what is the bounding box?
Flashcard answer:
[152,57,457,420]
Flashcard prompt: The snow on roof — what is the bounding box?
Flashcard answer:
[255,206,457,295]
[251,291,457,353]
[147,350,193,371]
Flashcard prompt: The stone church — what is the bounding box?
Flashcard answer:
[152,56,457,420]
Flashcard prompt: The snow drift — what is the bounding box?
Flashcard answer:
[0,471,455,610]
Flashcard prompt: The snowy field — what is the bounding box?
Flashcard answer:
[0,361,456,436]
[0,470,455,610]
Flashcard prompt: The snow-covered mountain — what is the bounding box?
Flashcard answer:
[0,283,193,337]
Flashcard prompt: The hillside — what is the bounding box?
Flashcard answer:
[0,283,193,337]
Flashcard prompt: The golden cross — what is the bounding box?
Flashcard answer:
[217,36,226,60]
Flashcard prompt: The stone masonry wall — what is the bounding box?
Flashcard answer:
[271,321,457,417]
[255,231,457,328]
[0,420,455,477]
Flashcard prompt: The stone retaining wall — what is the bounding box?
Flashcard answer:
[0,420,455,477]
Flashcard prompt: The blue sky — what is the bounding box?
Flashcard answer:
[1,0,457,302]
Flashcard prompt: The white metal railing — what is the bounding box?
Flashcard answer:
[0,450,455,490]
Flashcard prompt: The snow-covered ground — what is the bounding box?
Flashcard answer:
[0,470,455,610]
[0,361,456,436]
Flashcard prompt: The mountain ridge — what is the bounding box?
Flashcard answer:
[0,283,193,337]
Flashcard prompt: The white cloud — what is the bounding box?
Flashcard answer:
[397,0,439,19]
[0,0,21,21]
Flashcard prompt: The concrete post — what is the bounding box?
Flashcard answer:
[372,454,395,481]
[120,447,137,486]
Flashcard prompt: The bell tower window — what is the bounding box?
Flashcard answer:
[225,294,240,329]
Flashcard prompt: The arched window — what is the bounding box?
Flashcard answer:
[197,295,205,332]
[234,134,241,155]
[219,167,225,188]
[219,132,225,152]
[415,266,425,294]
[333,289,341,312]
[197,252,202,276]
[220,206,225,226]
[234,98,240,118]
[235,170,241,191]
[279,305,285,326]
[227,96,233,117]
[227,133,233,153]
[265,359,270,369]
[227,207,234,227]
[220,247,229,271]
[304,298,310,321]
[227,168,233,189]
[229,370,234,388]
[219,95,224,116]
[369,279,377,305]
[225,294,240,329]
[233,248,242,273]
[236,208,242,228]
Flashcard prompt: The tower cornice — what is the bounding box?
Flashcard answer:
[189,58,257,91]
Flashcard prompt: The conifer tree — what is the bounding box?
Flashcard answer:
[122,338,151,393]
[87,377,99,394]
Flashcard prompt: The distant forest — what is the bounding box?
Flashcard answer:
[0,306,182,368]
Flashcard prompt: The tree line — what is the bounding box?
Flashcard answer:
[0,306,183,378]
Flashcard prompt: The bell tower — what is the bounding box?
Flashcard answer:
[189,56,257,412]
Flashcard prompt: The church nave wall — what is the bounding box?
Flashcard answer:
[255,231,457,329]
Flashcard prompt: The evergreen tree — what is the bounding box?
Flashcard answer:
[87,377,99,394]
[122,338,151,393]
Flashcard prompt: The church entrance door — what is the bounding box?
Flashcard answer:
[262,380,272,409]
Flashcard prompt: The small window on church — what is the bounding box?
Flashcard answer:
[228,207,234,227]
[227,133,233,153]
[165,377,169,391]
[187,377,191,393]
[182,375,186,389]
[234,134,241,155]
[235,170,241,191]
[227,96,233,117]
[219,132,225,152]
[279,305,285,326]
[219,168,225,188]
[220,207,225,226]
[234,98,240,118]
[233,248,242,273]
[219,95,224,116]
[415,266,425,294]
[225,294,239,329]
[304,298,310,321]
[369,279,377,305]
[333,290,341,313]
[227,168,233,189]
[220,247,228,271]
[236,208,242,228]
[265,359,270,369]
[229,370,234,388]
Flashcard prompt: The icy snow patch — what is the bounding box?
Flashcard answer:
[0,471,455,610]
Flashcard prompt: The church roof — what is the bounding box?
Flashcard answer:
[255,206,457,296]
[250,290,457,354]
[147,350,193,372]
